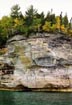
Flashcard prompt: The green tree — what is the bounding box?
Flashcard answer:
[0,21,7,47]
[45,11,50,21]
[63,13,69,28]
[14,18,25,34]
[0,16,13,38]
[36,12,45,31]
[25,5,37,26]
[60,12,63,31]
[10,4,22,19]
[45,10,56,26]
[36,12,45,24]
[32,18,41,32]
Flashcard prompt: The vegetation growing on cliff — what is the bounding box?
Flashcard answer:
[0,4,72,47]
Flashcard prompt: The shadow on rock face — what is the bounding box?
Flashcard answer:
[34,56,56,67]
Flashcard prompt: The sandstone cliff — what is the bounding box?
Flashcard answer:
[0,33,72,91]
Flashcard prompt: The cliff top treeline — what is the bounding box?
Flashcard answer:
[0,4,72,47]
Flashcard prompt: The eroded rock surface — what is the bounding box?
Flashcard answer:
[0,33,72,91]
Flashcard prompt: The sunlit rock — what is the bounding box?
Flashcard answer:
[0,33,72,91]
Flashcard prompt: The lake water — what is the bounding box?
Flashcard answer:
[0,91,72,105]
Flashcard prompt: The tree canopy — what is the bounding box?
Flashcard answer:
[0,4,72,47]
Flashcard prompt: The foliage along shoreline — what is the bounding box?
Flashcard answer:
[0,4,72,47]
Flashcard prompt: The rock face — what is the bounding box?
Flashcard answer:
[0,33,72,91]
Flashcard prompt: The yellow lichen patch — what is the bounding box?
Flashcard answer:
[64,64,71,69]
[0,48,8,55]
[14,46,24,55]
[19,56,32,68]
[14,45,32,68]
[0,62,4,69]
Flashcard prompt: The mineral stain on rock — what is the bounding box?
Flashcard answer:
[0,33,72,91]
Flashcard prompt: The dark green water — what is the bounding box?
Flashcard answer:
[0,91,72,105]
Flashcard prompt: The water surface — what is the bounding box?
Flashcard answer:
[0,91,72,105]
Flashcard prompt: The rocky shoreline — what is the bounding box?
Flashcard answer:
[1,87,72,92]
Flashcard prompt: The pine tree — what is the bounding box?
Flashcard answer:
[10,4,22,19]
[63,13,68,28]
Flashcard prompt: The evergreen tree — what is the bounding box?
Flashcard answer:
[60,12,63,31]
[25,5,37,26]
[10,4,22,19]
[45,11,51,22]
[63,13,68,28]
[70,17,72,29]
[45,10,56,26]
